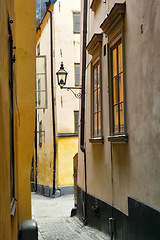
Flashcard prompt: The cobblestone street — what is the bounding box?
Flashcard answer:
[32,193,110,240]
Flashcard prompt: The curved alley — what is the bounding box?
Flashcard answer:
[32,193,109,240]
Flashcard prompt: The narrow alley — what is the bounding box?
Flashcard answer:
[32,193,109,240]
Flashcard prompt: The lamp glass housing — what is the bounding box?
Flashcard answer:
[56,62,68,88]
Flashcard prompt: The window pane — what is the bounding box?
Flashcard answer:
[74,111,79,133]
[112,48,117,77]
[98,88,101,111]
[36,91,47,109]
[98,111,101,136]
[119,73,124,102]
[94,90,97,113]
[98,64,100,87]
[36,75,46,91]
[113,105,119,134]
[113,77,118,104]
[74,14,80,22]
[118,43,123,73]
[94,113,97,136]
[94,67,97,90]
[36,57,46,74]
[73,13,80,33]
[75,64,80,86]
[74,23,80,32]
[120,103,124,132]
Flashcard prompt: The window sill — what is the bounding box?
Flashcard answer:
[107,134,128,143]
[89,137,104,144]
[57,133,78,137]
[11,198,17,217]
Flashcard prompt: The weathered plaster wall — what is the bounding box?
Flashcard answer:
[57,137,78,186]
[78,0,160,215]
[36,12,54,188]
[0,0,36,238]
[54,0,80,133]
[14,0,36,224]
[114,0,160,212]
[36,1,80,190]
[0,2,14,239]
[37,140,53,187]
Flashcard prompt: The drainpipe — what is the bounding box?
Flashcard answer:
[80,0,88,225]
[47,8,57,195]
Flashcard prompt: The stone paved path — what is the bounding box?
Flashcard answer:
[31,193,110,240]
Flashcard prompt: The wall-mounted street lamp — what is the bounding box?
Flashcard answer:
[56,62,82,99]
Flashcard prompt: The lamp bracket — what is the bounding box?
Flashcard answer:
[62,86,82,99]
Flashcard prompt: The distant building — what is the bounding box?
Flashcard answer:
[0,0,36,239]
[77,0,160,239]
[35,0,80,196]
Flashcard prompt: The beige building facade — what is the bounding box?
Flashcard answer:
[35,0,80,196]
[77,0,160,239]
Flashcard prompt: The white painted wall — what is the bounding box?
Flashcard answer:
[53,0,80,133]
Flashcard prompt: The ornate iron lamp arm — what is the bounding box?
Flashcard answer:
[62,86,82,99]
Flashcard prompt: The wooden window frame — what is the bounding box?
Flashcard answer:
[90,0,101,12]
[111,39,124,134]
[92,60,101,137]
[89,55,104,143]
[100,3,128,143]
[86,33,104,144]
[108,31,128,143]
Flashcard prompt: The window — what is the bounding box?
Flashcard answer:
[86,33,103,143]
[74,63,80,86]
[92,61,102,137]
[73,12,80,33]
[74,111,79,133]
[36,56,47,109]
[100,2,128,142]
[39,121,42,146]
[37,42,40,56]
[111,40,124,134]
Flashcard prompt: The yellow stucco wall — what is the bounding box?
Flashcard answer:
[14,0,36,224]
[57,137,78,186]
[37,140,53,187]
[37,136,78,188]
[0,0,36,239]
[0,2,14,239]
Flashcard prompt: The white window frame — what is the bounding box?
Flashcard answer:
[36,55,47,109]
[73,12,80,33]
[74,63,80,86]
